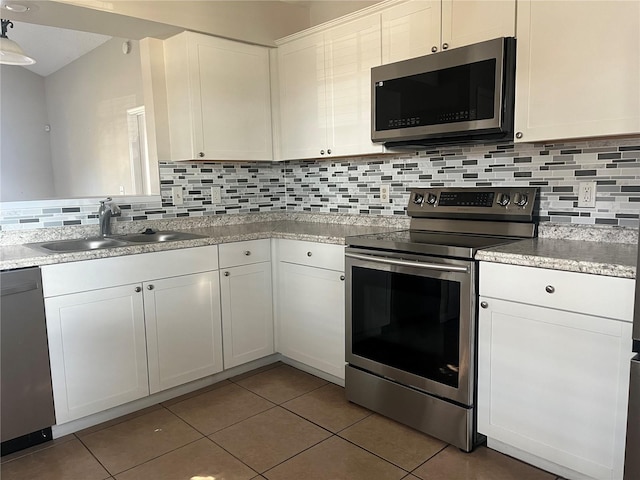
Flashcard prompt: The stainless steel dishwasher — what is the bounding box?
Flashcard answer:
[1,267,55,456]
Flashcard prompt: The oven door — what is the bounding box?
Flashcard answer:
[345,247,476,406]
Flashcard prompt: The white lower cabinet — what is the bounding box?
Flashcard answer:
[275,239,346,380]
[42,246,221,424]
[45,284,149,425]
[219,240,274,369]
[144,272,223,394]
[478,262,634,480]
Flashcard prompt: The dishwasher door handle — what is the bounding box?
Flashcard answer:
[346,252,469,273]
[1,282,39,297]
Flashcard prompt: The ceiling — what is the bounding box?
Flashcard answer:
[1,0,379,77]
[6,21,111,77]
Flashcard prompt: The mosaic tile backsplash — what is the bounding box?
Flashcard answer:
[2,137,639,231]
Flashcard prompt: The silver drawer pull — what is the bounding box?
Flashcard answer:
[134,286,142,293]
[224,271,230,277]
[545,285,555,294]
[307,251,313,257]
[480,301,488,309]
[147,284,154,291]
[340,275,345,281]
[244,250,251,256]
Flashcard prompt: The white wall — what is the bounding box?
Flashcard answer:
[45,38,144,198]
[0,65,56,201]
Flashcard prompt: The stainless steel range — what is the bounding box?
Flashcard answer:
[344,186,538,452]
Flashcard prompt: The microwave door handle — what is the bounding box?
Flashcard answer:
[345,252,468,273]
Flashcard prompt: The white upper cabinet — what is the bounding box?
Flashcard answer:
[277,16,383,160]
[164,32,273,161]
[514,0,640,143]
[381,0,442,63]
[382,0,515,64]
[277,32,329,160]
[441,0,516,51]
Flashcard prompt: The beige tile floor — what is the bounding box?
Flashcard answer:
[1,362,565,480]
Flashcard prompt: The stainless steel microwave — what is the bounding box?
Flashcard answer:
[371,37,516,148]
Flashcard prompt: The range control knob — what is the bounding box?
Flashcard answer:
[413,193,425,205]
[513,193,529,207]
[426,193,438,205]
[496,193,511,207]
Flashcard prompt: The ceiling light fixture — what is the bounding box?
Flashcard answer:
[0,18,36,65]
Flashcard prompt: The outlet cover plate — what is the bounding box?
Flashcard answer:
[578,181,596,208]
[171,186,184,206]
[380,184,390,203]
[211,186,222,204]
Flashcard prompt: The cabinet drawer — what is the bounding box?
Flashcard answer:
[42,245,218,297]
[480,262,634,322]
[277,239,344,271]
[219,239,271,268]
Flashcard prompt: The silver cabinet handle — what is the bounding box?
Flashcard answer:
[516,132,523,139]
[198,152,205,157]
[147,284,154,290]
[545,285,555,294]
[480,301,488,309]
[224,271,230,277]
[327,149,332,154]
[307,251,313,257]
[442,43,449,50]
[340,275,345,281]
[320,150,325,155]
[431,46,438,53]
[244,250,251,256]
[134,286,142,293]
[346,252,468,273]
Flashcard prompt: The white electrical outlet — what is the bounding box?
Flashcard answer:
[578,181,596,208]
[171,186,184,206]
[380,184,391,203]
[211,186,222,204]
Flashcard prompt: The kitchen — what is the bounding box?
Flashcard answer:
[1,0,639,479]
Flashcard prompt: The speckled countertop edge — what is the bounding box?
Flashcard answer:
[475,238,637,279]
[0,220,403,271]
[2,215,637,279]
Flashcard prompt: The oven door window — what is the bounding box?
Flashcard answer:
[351,266,461,388]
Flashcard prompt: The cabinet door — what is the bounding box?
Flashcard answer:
[220,262,274,369]
[277,262,346,379]
[191,35,273,160]
[325,15,384,157]
[514,0,640,143]
[277,32,329,160]
[478,297,632,480]
[144,272,223,394]
[166,32,273,161]
[441,0,515,50]
[45,285,148,424]
[381,0,441,63]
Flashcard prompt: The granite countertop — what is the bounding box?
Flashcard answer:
[2,216,637,279]
[0,220,400,271]
[476,238,637,279]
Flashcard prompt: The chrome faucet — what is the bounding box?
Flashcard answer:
[98,197,121,237]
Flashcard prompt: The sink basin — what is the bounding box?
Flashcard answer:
[33,237,129,253]
[120,231,207,243]
[29,230,208,254]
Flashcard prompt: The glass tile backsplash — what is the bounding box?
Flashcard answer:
[1,137,639,231]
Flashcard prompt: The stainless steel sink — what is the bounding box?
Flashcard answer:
[33,237,129,253]
[29,230,208,253]
[120,231,207,243]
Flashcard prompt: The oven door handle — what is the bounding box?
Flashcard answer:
[345,252,469,273]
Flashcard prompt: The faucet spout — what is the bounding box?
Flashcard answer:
[98,197,121,237]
